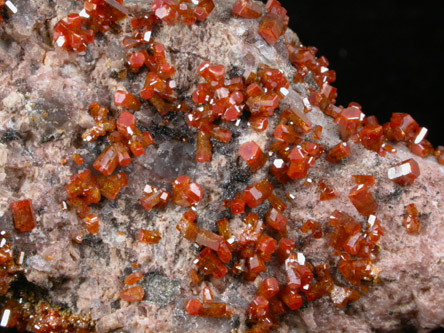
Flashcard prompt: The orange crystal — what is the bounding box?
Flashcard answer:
[387,159,420,186]
[239,141,267,172]
[114,90,141,111]
[232,0,262,19]
[403,203,420,234]
[96,172,128,200]
[257,277,280,299]
[10,199,36,232]
[124,272,143,285]
[325,142,350,163]
[85,214,99,234]
[120,286,145,302]
[138,229,161,244]
[352,175,375,186]
[243,180,273,208]
[172,175,204,207]
[348,184,378,216]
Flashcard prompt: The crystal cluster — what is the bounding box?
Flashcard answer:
[1,0,438,331]
[185,286,232,318]
[152,0,214,26]
[53,0,127,52]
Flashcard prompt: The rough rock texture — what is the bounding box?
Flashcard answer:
[1,0,444,332]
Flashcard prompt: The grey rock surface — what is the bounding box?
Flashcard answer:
[1,0,444,332]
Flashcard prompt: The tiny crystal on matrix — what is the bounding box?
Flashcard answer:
[138,229,161,244]
[403,204,421,234]
[124,272,143,285]
[387,159,420,186]
[85,214,99,234]
[120,286,145,302]
[10,199,36,232]
[325,142,351,163]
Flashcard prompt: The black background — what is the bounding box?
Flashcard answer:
[279,0,444,145]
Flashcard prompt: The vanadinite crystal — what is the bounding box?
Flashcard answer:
[124,272,143,285]
[114,90,141,111]
[10,200,36,232]
[243,180,273,208]
[53,14,95,52]
[239,141,267,172]
[403,204,421,234]
[140,184,170,210]
[348,184,378,216]
[387,159,420,186]
[258,0,288,45]
[120,286,145,302]
[138,229,161,244]
[172,175,204,207]
[325,142,350,163]
[232,0,262,19]
[85,214,99,234]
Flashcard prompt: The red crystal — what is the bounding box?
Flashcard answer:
[318,179,337,201]
[247,296,269,322]
[10,199,36,232]
[53,14,95,52]
[360,124,384,152]
[124,272,143,285]
[403,203,421,234]
[385,113,420,142]
[387,159,420,186]
[281,287,302,310]
[196,131,212,163]
[243,180,273,208]
[265,208,287,233]
[65,169,101,218]
[85,214,99,234]
[140,184,170,210]
[96,172,128,200]
[233,0,262,19]
[172,175,204,207]
[409,139,433,158]
[93,145,119,176]
[352,175,375,186]
[239,141,267,172]
[120,286,145,302]
[84,0,128,33]
[72,153,84,165]
[257,277,280,299]
[114,90,141,111]
[194,0,215,22]
[325,142,350,163]
[138,229,161,244]
[185,299,202,315]
[334,105,364,141]
[277,238,295,263]
[348,184,378,216]
[249,116,269,132]
[258,13,284,45]
[231,193,246,215]
[193,248,228,279]
[300,220,322,239]
[435,146,444,165]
